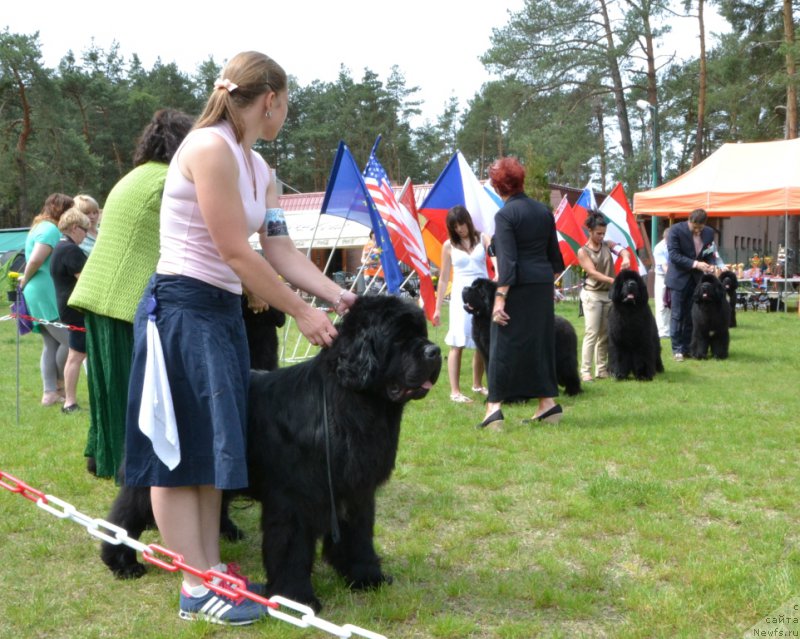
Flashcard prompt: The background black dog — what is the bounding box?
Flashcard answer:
[101,296,441,612]
[608,270,664,381]
[462,277,582,396]
[718,270,738,328]
[691,273,731,359]
[241,297,285,370]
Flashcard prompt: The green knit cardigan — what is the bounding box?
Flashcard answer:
[69,162,167,323]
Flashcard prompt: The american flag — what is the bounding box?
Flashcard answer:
[364,152,431,281]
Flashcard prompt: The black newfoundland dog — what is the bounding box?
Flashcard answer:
[718,270,738,328]
[690,273,731,359]
[608,270,664,381]
[101,295,442,612]
[461,277,582,396]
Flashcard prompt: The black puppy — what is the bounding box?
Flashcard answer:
[608,270,664,380]
[691,274,730,359]
[241,296,286,370]
[718,270,738,328]
[462,277,582,396]
[102,296,441,612]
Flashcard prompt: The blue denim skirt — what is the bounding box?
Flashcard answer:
[124,274,250,489]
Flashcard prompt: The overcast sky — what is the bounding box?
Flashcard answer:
[4,0,530,124]
[4,1,724,128]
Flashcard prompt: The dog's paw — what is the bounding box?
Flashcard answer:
[269,585,322,613]
[113,562,147,580]
[220,521,246,542]
[349,572,393,591]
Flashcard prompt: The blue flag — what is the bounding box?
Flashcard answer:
[321,141,403,293]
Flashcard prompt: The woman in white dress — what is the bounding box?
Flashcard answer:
[432,205,492,402]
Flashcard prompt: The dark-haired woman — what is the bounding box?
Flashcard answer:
[19,193,75,406]
[432,205,491,402]
[123,52,356,624]
[577,211,630,381]
[480,157,565,430]
[70,108,195,479]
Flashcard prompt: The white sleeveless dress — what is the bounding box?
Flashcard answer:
[445,242,489,348]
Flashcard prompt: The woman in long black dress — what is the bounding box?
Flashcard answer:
[479,157,565,430]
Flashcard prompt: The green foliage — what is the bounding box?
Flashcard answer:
[0,34,450,225]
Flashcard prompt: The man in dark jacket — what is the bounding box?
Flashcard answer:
[664,208,723,361]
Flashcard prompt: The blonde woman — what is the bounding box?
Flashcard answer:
[73,194,100,255]
[50,208,90,412]
[124,51,357,625]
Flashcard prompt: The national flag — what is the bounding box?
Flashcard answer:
[418,150,500,268]
[363,140,436,321]
[598,182,647,275]
[397,179,438,321]
[321,141,403,293]
[553,195,583,268]
[601,182,644,248]
[571,183,596,236]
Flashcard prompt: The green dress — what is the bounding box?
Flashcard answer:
[68,161,168,479]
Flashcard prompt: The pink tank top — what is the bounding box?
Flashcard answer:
[157,121,269,293]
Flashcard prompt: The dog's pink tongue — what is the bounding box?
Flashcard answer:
[422,381,433,390]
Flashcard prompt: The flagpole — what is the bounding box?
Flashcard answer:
[555,265,572,287]
[397,176,411,203]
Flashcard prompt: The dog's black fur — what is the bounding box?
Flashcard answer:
[608,270,664,381]
[241,297,286,370]
[461,277,582,396]
[718,270,738,328]
[690,274,731,359]
[101,296,441,612]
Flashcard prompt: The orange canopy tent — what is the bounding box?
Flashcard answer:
[633,137,800,217]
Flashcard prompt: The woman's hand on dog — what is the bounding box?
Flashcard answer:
[334,290,358,316]
[296,306,338,347]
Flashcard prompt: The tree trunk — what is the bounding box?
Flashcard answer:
[598,0,634,160]
[692,0,707,167]
[594,101,608,192]
[783,0,799,276]
[13,67,32,224]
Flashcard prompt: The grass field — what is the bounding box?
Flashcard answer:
[1,297,799,638]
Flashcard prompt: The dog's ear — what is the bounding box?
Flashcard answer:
[610,275,622,303]
[333,328,380,389]
[636,275,649,304]
[713,278,726,302]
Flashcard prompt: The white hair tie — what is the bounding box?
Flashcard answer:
[213,78,238,93]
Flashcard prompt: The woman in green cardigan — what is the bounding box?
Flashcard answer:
[69,109,194,479]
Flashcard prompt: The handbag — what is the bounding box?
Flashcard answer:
[11,288,33,335]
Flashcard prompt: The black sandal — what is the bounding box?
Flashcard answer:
[477,409,504,431]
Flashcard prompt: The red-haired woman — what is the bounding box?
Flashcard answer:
[480,157,565,430]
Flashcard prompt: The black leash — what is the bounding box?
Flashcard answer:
[322,381,341,544]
